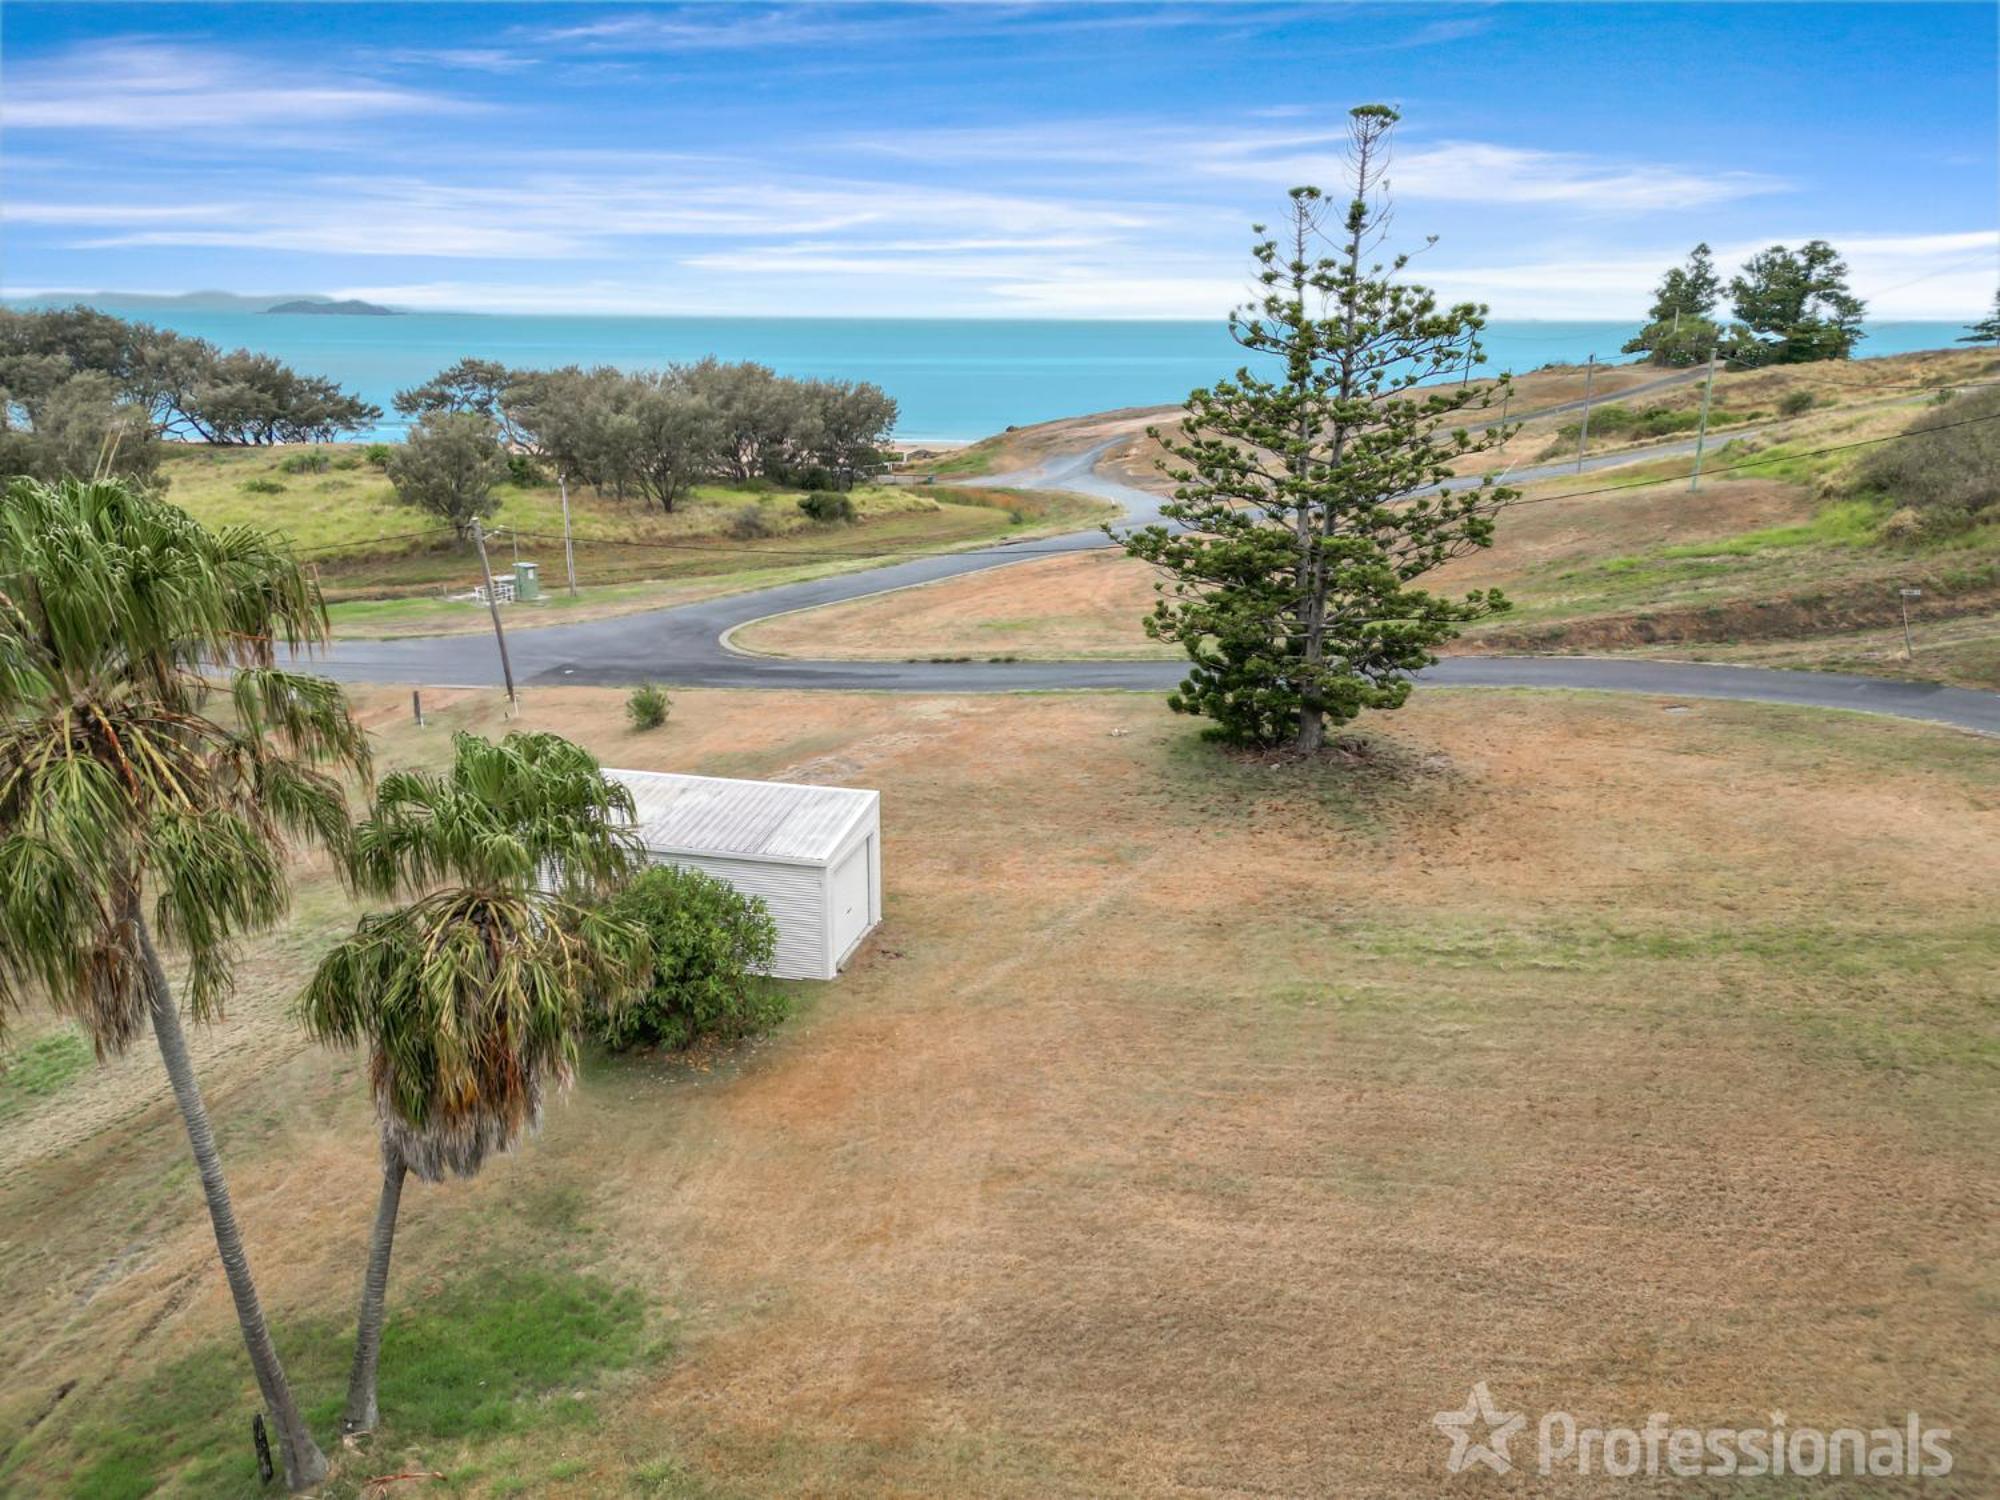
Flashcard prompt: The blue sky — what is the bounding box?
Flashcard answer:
[3,2,1994,319]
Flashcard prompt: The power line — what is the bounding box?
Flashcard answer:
[295,525,456,557]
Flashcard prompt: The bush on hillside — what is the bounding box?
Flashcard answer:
[364,442,393,467]
[1848,386,2000,536]
[626,683,670,730]
[728,503,774,540]
[589,865,784,1051]
[240,477,286,494]
[1778,389,1817,417]
[1557,403,1756,445]
[799,489,856,524]
[277,449,331,474]
[506,452,544,487]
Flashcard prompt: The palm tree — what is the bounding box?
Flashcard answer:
[298,730,646,1436]
[0,477,369,1491]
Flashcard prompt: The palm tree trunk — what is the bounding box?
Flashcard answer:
[342,1145,407,1435]
[138,914,328,1492]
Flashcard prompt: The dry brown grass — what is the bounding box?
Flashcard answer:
[734,476,1825,662]
[2,683,1995,1496]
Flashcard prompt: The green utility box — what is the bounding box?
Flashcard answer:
[513,560,541,601]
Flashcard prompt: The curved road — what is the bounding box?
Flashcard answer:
[316,434,2000,737]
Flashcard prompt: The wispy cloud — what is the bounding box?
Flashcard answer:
[849,119,1786,213]
[38,157,1152,261]
[2,40,475,130]
[524,3,1317,54]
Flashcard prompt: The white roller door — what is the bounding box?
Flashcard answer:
[829,836,872,968]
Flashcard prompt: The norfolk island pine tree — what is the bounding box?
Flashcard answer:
[1118,105,1517,753]
[0,477,368,1490]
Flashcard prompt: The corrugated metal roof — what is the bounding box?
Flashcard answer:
[607,770,877,866]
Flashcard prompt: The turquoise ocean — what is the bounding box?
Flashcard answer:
[68,311,1976,444]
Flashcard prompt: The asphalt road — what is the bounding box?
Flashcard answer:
[314,429,2000,737]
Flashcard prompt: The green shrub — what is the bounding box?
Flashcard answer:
[591,865,784,1051]
[728,503,774,540]
[506,452,544,486]
[277,449,331,474]
[1849,386,2000,535]
[331,452,364,470]
[1559,403,1753,445]
[626,683,670,730]
[798,489,856,524]
[364,442,394,467]
[239,477,286,494]
[1778,389,1817,417]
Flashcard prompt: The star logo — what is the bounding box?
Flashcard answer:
[1434,1382,1526,1475]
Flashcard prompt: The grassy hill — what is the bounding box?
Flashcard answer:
[155,446,1114,638]
[741,347,2000,688]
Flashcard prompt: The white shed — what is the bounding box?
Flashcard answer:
[608,770,881,981]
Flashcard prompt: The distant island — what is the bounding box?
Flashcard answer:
[263,298,399,316]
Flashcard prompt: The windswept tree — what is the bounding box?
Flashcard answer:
[1622,243,1723,366]
[385,410,507,538]
[393,357,523,446]
[1729,240,1867,365]
[298,732,648,1436]
[1119,105,1514,753]
[1959,290,2000,345]
[0,306,379,445]
[0,478,370,1492]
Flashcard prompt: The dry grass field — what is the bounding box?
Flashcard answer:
[2,683,1995,1497]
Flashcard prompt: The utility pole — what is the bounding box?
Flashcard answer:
[558,469,578,596]
[1899,587,1922,658]
[1574,353,1596,473]
[1687,343,1722,493]
[471,517,518,713]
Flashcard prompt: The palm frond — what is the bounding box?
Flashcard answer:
[0,478,363,1044]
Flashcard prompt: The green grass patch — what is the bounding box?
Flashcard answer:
[33,1264,662,1500]
[0,1028,91,1120]
[1653,498,1890,558]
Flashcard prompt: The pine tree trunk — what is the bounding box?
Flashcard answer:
[1294,704,1325,754]
[342,1147,408,1436]
[138,915,328,1492]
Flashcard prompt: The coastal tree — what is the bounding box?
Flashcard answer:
[297,731,647,1436]
[385,410,508,538]
[627,370,726,512]
[1958,290,2000,345]
[394,358,524,446]
[0,307,379,444]
[1621,243,1724,366]
[801,378,898,489]
[0,371,162,486]
[1728,240,1867,364]
[1118,105,1514,753]
[0,477,370,1491]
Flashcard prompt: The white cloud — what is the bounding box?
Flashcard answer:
[847,119,1785,212]
[1422,230,1999,319]
[2,40,473,130]
[38,157,1152,262]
